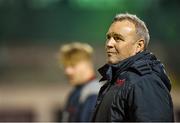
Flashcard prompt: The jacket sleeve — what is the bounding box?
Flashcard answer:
[80,95,98,121]
[127,77,174,121]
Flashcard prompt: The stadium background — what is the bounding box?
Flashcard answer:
[0,0,180,121]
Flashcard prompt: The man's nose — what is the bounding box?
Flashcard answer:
[106,37,115,48]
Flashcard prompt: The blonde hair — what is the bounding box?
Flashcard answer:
[113,13,150,49]
[59,42,93,66]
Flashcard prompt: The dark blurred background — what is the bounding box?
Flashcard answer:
[0,0,180,122]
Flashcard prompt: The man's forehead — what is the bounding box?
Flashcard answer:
[107,20,136,34]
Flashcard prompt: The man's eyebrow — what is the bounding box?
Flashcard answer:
[106,33,110,37]
[114,33,124,38]
[108,32,125,41]
[106,32,125,41]
[106,32,124,38]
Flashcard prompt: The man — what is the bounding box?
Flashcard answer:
[91,13,174,122]
[59,42,101,122]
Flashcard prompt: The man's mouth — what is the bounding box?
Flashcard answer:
[107,52,115,57]
[107,51,115,54]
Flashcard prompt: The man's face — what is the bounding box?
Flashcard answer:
[106,20,139,64]
[64,60,89,86]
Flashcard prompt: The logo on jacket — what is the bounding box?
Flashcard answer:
[116,79,125,86]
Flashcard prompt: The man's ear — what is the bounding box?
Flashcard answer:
[136,39,145,53]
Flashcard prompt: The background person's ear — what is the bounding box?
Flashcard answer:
[135,39,145,53]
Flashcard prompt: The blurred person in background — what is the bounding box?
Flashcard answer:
[59,42,101,122]
[91,13,174,122]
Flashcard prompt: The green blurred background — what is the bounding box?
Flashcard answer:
[0,0,179,122]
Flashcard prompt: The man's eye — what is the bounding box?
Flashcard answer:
[106,35,111,40]
[114,36,122,41]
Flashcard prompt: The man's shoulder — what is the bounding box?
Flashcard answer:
[114,70,163,100]
[117,60,157,86]
[118,67,166,93]
[79,79,101,103]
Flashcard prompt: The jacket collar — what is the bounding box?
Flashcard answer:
[98,51,152,82]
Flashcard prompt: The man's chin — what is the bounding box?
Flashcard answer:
[69,80,82,86]
[69,80,75,85]
[107,58,121,64]
[69,82,77,86]
[107,59,116,64]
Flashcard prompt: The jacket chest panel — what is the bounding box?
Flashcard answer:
[94,84,120,121]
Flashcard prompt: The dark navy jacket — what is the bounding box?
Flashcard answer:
[61,79,101,122]
[92,51,174,122]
